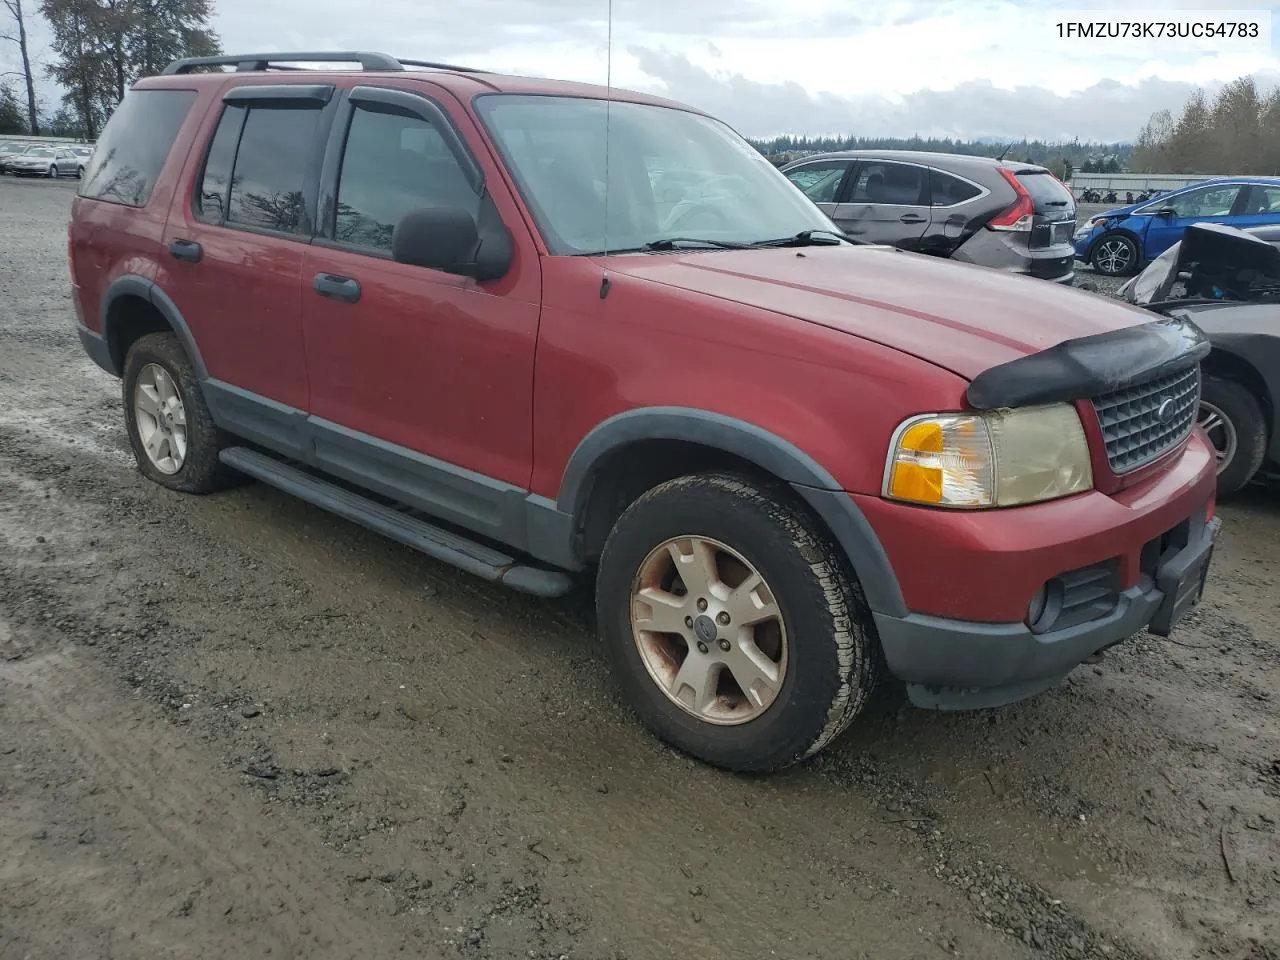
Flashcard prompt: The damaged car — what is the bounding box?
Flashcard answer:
[781,150,1077,282]
[1120,222,1280,495]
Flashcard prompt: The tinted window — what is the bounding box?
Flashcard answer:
[1015,171,1073,212]
[849,162,927,205]
[195,103,247,221]
[226,104,321,234]
[1245,184,1280,214]
[1164,184,1241,219]
[334,103,479,251]
[784,162,849,203]
[80,88,196,207]
[930,170,982,205]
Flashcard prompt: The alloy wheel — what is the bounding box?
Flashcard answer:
[630,535,788,725]
[1197,401,1238,475]
[133,363,189,475]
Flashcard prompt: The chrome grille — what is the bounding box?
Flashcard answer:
[1091,365,1200,473]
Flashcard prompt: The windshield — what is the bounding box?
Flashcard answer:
[474,94,836,255]
[25,147,53,158]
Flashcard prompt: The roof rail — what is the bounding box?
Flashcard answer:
[161,51,407,75]
[396,58,490,74]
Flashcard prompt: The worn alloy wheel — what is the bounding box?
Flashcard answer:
[597,472,882,773]
[122,332,241,494]
[133,363,189,475]
[1090,234,1137,276]
[631,535,788,725]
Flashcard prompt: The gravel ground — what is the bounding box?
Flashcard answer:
[1,177,1278,960]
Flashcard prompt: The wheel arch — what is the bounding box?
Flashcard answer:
[1202,345,1274,437]
[555,407,908,618]
[101,275,207,378]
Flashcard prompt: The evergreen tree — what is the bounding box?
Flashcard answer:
[0,81,26,133]
[40,0,219,138]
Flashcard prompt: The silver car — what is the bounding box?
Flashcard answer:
[5,145,85,179]
[781,149,1077,283]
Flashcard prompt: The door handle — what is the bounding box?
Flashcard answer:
[313,273,361,304]
[168,238,203,263]
[899,214,927,224]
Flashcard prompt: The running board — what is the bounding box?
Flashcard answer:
[218,446,574,598]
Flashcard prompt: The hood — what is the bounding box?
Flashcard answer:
[601,245,1159,379]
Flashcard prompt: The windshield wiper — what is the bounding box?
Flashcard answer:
[750,229,855,248]
[643,237,753,251]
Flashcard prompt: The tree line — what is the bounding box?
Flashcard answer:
[1,0,217,138]
[1131,76,1280,175]
[750,134,1134,173]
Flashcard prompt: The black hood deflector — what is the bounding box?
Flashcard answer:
[965,316,1209,410]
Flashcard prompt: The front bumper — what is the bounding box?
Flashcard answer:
[859,431,1218,709]
[874,509,1219,709]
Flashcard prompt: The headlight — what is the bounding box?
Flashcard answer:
[883,404,1093,508]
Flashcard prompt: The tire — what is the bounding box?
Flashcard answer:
[48,165,58,179]
[76,165,85,179]
[595,472,881,773]
[1090,233,1139,276]
[122,332,239,494]
[1199,375,1267,497]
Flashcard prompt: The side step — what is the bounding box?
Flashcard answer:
[219,446,574,598]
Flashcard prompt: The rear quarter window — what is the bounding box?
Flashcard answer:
[79,88,197,207]
[930,171,982,206]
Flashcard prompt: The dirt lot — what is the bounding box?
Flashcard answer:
[1,177,1277,960]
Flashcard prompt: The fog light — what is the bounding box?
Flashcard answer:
[1026,579,1065,633]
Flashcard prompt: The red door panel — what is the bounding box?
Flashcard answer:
[301,247,539,487]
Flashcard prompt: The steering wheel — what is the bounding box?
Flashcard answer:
[669,203,730,233]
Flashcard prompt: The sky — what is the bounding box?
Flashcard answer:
[4,0,1280,141]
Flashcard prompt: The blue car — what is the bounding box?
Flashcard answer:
[1073,177,1280,277]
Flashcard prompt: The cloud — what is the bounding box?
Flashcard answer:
[626,46,1280,141]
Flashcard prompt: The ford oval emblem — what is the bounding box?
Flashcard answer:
[1156,398,1176,425]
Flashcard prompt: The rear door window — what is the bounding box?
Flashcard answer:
[848,162,928,205]
[79,88,197,207]
[194,101,323,235]
[1014,171,1074,214]
[1244,184,1280,215]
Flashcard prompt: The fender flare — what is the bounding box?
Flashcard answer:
[556,407,908,618]
[100,275,208,378]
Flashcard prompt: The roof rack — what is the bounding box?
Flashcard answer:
[161,51,488,76]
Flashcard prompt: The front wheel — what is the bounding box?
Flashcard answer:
[48,164,58,179]
[1198,375,1267,496]
[595,473,881,773]
[1090,233,1139,276]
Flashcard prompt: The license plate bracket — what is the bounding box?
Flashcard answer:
[1148,518,1220,637]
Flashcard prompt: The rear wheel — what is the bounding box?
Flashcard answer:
[1090,233,1139,276]
[122,332,239,494]
[1198,375,1267,496]
[595,472,881,773]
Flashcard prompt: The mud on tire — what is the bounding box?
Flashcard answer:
[595,472,882,773]
[122,332,240,494]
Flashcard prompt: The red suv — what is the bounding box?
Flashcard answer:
[69,51,1220,772]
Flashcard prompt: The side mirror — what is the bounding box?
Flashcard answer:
[1156,206,1177,218]
[391,207,509,281]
